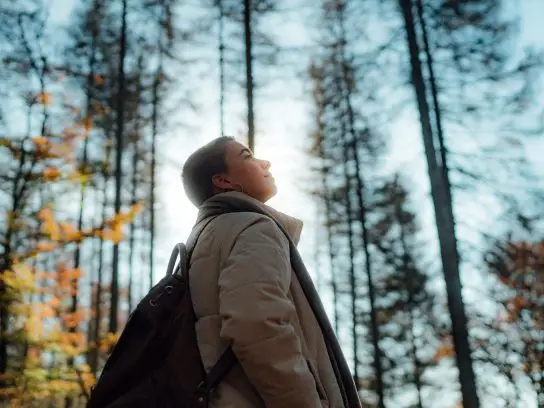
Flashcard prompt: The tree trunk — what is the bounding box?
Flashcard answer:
[396,199,424,408]
[149,5,164,292]
[334,63,359,382]
[128,55,144,312]
[66,27,96,408]
[128,143,138,314]
[414,0,452,206]
[243,0,255,151]
[322,177,339,335]
[313,69,340,335]
[90,146,111,374]
[340,138,358,384]
[336,3,383,399]
[110,0,128,334]
[218,0,226,136]
[352,143,383,402]
[398,1,480,406]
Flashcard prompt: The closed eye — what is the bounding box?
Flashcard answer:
[239,147,254,159]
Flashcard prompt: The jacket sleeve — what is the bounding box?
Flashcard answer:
[218,216,322,408]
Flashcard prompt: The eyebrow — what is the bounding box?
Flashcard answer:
[238,148,252,156]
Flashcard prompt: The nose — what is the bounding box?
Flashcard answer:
[260,159,271,171]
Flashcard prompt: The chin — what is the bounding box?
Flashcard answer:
[254,185,276,203]
[263,186,277,203]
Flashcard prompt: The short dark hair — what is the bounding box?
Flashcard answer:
[181,136,234,207]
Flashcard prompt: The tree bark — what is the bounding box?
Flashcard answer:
[110,0,128,334]
[398,1,480,406]
[243,0,255,151]
[218,0,226,137]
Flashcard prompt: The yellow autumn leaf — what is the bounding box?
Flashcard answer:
[128,201,145,218]
[68,169,92,185]
[69,267,84,279]
[36,92,52,105]
[25,315,44,342]
[432,344,455,363]
[81,371,96,392]
[80,116,93,131]
[0,271,17,289]
[43,167,61,181]
[32,136,48,147]
[26,348,41,368]
[61,311,85,328]
[38,303,56,319]
[36,241,56,252]
[101,228,124,244]
[59,222,82,242]
[38,208,60,240]
[0,137,11,148]
[48,296,61,308]
[3,263,37,292]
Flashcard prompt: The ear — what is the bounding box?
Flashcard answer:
[211,174,232,191]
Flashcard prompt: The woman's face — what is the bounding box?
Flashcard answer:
[212,140,277,203]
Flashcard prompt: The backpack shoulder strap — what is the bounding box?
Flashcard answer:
[199,347,237,397]
[181,216,237,396]
[186,216,216,257]
[166,217,217,278]
[168,215,237,395]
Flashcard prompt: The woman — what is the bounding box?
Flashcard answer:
[182,137,361,408]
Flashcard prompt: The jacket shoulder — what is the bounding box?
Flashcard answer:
[191,212,286,269]
[212,211,284,243]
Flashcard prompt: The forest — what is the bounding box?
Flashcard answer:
[0,0,542,407]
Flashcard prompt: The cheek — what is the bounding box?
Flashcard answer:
[241,163,263,176]
[242,166,266,186]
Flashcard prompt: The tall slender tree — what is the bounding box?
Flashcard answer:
[369,175,437,408]
[0,1,54,388]
[109,0,128,334]
[206,0,280,146]
[397,1,479,405]
[243,0,255,150]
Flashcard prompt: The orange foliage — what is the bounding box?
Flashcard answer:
[3,88,145,405]
[59,222,83,242]
[61,311,86,329]
[488,238,543,385]
[35,241,57,252]
[432,343,455,363]
[36,92,52,105]
[93,73,104,85]
[68,169,92,184]
[100,202,145,243]
[80,116,93,131]
[38,208,61,241]
[43,167,61,181]
[32,136,48,147]
[99,332,121,353]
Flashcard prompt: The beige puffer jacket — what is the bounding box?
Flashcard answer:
[188,192,359,408]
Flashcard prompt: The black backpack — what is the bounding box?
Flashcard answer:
[87,218,236,408]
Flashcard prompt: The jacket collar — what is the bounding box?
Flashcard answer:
[197,192,303,245]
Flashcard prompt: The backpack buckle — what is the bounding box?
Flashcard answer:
[196,381,209,405]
